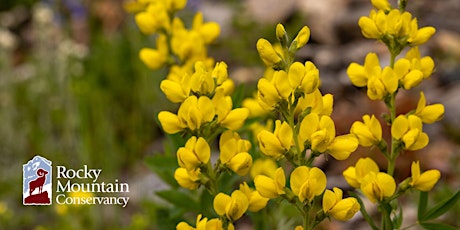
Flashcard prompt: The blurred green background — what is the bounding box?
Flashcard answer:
[1,0,459,229]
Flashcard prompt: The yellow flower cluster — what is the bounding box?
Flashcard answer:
[343,1,443,228]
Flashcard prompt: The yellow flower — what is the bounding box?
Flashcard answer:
[298,113,357,159]
[212,89,249,130]
[139,34,168,70]
[290,166,327,202]
[166,0,187,12]
[288,61,320,95]
[405,47,434,79]
[256,38,282,67]
[254,167,286,198]
[250,158,278,179]
[292,26,311,49]
[213,190,249,221]
[394,58,424,90]
[294,90,333,116]
[410,161,441,192]
[176,214,223,230]
[257,78,281,109]
[239,182,269,212]
[192,12,220,44]
[371,0,391,11]
[361,172,396,203]
[351,115,383,147]
[258,120,293,159]
[190,62,216,95]
[414,92,444,124]
[177,136,210,170]
[276,23,288,44]
[135,2,170,34]
[343,157,380,188]
[391,115,429,151]
[158,111,186,134]
[347,52,380,87]
[219,131,253,176]
[273,70,292,99]
[174,168,201,190]
[407,22,436,46]
[323,187,360,221]
[242,96,269,118]
[366,67,398,100]
[160,77,191,103]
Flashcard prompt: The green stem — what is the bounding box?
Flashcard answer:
[387,52,398,176]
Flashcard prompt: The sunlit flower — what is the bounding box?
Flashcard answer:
[219,131,252,176]
[177,136,210,170]
[213,190,249,221]
[239,182,269,212]
[254,167,286,199]
[257,38,282,67]
[414,92,444,124]
[258,120,293,159]
[343,157,380,188]
[391,115,429,151]
[174,168,201,190]
[351,115,383,147]
[323,187,360,221]
[250,158,278,179]
[290,166,327,202]
[360,171,396,203]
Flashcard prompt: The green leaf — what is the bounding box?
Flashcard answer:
[422,190,460,221]
[156,189,199,211]
[420,222,459,230]
[349,191,379,230]
[418,191,428,220]
[145,154,178,187]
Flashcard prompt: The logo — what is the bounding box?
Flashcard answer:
[23,155,52,205]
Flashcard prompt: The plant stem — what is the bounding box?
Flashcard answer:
[387,51,398,176]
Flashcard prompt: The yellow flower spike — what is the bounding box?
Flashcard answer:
[323,187,360,221]
[371,0,391,11]
[257,78,281,109]
[347,53,380,87]
[158,111,185,134]
[351,115,383,147]
[273,70,292,99]
[213,190,249,222]
[410,161,441,192]
[177,136,210,170]
[250,158,278,179]
[174,167,201,190]
[326,134,358,160]
[415,92,445,124]
[254,167,286,198]
[290,166,327,202]
[256,38,282,67]
[239,182,269,212]
[293,26,311,49]
[343,157,380,188]
[361,172,396,203]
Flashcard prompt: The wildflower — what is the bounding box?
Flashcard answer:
[371,0,391,11]
[366,67,398,100]
[135,2,170,34]
[410,161,441,192]
[258,120,293,159]
[213,190,249,221]
[292,26,311,49]
[394,58,424,90]
[405,47,435,79]
[219,131,253,176]
[343,157,380,188]
[276,23,288,45]
[177,136,210,170]
[290,166,327,202]
[242,96,269,118]
[288,61,320,95]
[323,187,360,221]
[176,214,223,230]
[256,38,282,67]
[239,182,269,212]
[391,115,429,151]
[347,53,380,87]
[360,171,396,203]
[160,73,191,103]
[158,95,215,134]
[351,115,383,147]
[250,158,278,179]
[192,12,220,44]
[212,89,249,130]
[254,167,286,198]
[174,168,201,190]
[298,113,358,159]
[294,90,333,116]
[139,35,168,70]
[414,92,444,124]
[190,62,216,95]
